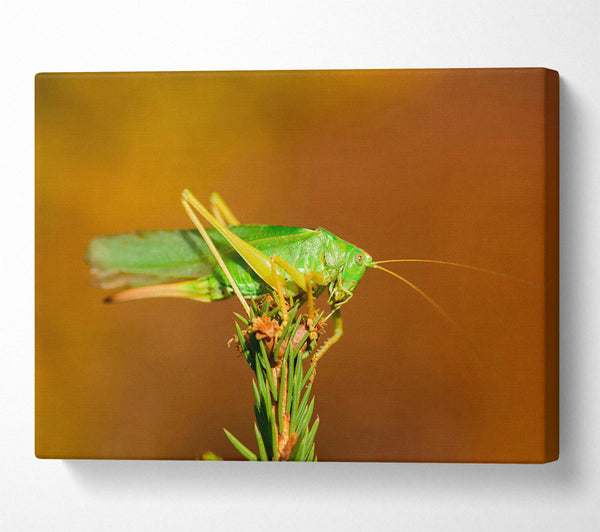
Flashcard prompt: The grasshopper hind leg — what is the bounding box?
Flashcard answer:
[104,276,230,303]
[210,192,240,226]
[181,191,251,316]
[181,190,325,315]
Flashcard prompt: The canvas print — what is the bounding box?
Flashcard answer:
[35,69,559,462]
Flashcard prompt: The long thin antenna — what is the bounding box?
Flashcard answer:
[372,259,540,287]
[372,265,454,325]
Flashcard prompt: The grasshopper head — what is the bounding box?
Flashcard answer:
[328,247,373,308]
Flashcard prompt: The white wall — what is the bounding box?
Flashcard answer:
[2,1,598,530]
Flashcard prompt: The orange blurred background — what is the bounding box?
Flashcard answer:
[36,69,548,461]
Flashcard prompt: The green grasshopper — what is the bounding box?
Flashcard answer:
[86,190,489,372]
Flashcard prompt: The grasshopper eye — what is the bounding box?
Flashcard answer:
[355,253,364,265]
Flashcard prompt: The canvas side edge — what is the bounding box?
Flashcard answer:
[544,68,560,462]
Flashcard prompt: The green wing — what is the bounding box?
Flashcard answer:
[86,225,320,291]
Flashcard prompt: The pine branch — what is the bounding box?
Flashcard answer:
[226,295,324,461]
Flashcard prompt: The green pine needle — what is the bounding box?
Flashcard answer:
[270,406,279,461]
[233,312,249,326]
[223,428,257,461]
[302,417,320,461]
[254,423,268,461]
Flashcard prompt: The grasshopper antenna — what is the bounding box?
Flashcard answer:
[372,259,540,287]
[371,264,454,325]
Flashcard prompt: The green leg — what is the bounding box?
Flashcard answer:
[181,190,326,296]
[181,192,251,316]
[210,192,240,226]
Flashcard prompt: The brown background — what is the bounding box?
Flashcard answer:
[36,69,548,461]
